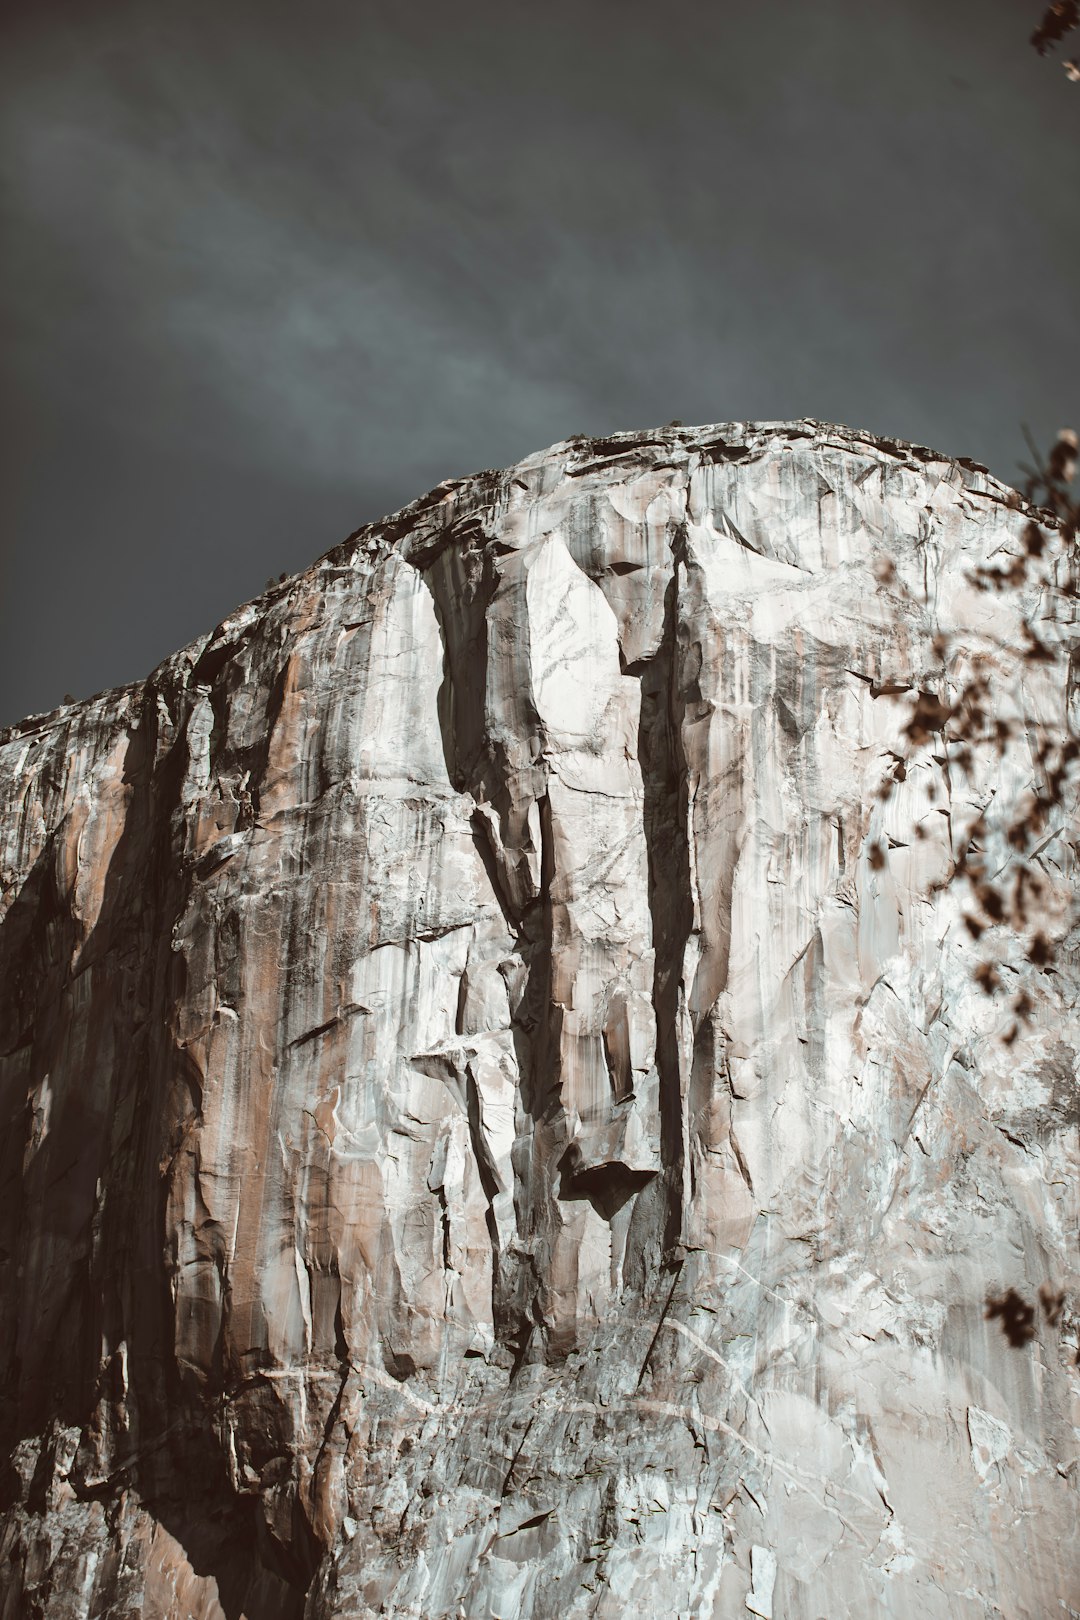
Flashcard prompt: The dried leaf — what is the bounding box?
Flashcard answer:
[985,1288,1036,1347]
[1013,991,1035,1023]
[974,961,1001,995]
[903,691,955,746]
[1049,428,1079,483]
[1032,2,1080,58]
[974,884,1005,922]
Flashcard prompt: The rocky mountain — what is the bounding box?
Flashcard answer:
[1,421,1077,1619]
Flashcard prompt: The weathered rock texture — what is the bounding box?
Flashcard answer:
[1,421,1078,1619]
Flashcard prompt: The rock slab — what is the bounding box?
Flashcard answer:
[1,421,1078,1618]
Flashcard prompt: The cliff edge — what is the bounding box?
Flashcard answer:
[1,421,1077,1618]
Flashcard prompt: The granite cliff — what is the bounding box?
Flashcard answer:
[1,421,1078,1618]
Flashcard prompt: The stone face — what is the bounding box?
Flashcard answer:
[1,420,1078,1619]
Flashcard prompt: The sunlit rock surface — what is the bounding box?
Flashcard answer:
[1,421,1078,1619]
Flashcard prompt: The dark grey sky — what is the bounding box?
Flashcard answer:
[2,0,1077,725]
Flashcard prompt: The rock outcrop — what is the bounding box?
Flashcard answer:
[1,421,1078,1619]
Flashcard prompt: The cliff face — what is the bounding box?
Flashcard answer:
[1,421,1078,1619]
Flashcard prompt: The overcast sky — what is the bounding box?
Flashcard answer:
[2,0,1078,725]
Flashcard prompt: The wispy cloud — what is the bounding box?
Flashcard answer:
[1,0,1078,718]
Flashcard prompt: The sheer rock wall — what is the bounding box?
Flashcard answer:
[1,421,1078,1618]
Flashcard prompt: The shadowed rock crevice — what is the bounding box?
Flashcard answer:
[555,1157,656,1222]
[421,535,565,1361]
[634,551,696,1259]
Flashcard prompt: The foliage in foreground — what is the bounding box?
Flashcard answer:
[874,430,1080,1038]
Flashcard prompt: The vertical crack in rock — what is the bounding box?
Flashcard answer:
[463,1060,507,1278]
[423,504,670,1360]
[631,529,696,1260]
[420,535,552,1362]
